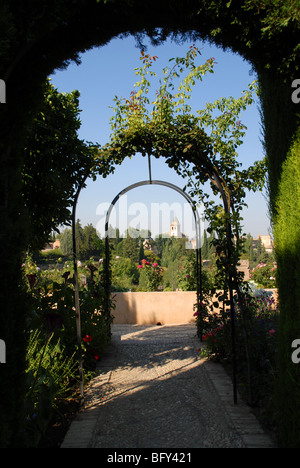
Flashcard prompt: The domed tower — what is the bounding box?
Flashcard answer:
[170,216,181,238]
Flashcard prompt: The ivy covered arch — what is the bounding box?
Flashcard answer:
[0,0,299,447]
[71,46,262,405]
[72,132,241,402]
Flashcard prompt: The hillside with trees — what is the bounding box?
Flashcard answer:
[40,223,276,292]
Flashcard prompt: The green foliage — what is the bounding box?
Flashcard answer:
[250,261,277,289]
[176,255,197,291]
[160,237,190,290]
[119,234,139,263]
[0,0,299,447]
[60,221,104,260]
[137,259,164,291]
[272,129,300,447]
[24,331,77,447]
[21,255,113,446]
[100,47,267,300]
[199,288,279,407]
[22,80,102,250]
[111,256,139,291]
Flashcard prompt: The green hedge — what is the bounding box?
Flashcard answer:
[273,129,300,447]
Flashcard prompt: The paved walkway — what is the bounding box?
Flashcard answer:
[61,324,275,449]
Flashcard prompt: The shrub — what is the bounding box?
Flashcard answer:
[23,257,113,445]
[177,256,197,291]
[249,261,277,288]
[199,288,279,406]
[24,331,77,446]
[111,256,139,291]
[137,259,164,291]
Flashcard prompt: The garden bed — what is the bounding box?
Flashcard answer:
[38,395,81,448]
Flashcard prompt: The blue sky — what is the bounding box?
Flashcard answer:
[50,35,271,240]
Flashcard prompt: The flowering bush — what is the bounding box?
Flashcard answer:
[202,323,232,359]
[199,288,279,405]
[23,256,113,445]
[138,259,163,291]
[249,261,277,288]
[177,256,197,291]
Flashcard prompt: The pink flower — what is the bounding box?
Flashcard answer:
[138,265,143,269]
[268,329,275,336]
[153,263,158,267]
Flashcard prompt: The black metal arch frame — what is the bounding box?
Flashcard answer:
[103,179,203,326]
[72,156,238,404]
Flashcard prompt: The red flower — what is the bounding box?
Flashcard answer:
[83,334,92,344]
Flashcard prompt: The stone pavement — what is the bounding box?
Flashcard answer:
[61,324,275,449]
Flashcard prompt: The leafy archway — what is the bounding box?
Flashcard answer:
[0,0,299,447]
[71,48,266,404]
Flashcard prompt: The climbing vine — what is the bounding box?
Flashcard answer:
[95,46,266,264]
[93,49,268,401]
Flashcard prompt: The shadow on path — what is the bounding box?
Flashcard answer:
[61,324,275,449]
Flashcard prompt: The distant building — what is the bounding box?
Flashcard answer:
[170,217,181,238]
[53,239,61,249]
[252,235,273,253]
[42,238,61,251]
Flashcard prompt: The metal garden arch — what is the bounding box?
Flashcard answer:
[72,154,238,405]
[103,178,203,324]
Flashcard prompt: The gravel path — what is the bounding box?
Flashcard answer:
[61,324,275,449]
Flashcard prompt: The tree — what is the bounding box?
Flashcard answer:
[241,233,255,264]
[60,228,73,257]
[201,229,209,259]
[22,79,100,250]
[138,239,144,263]
[81,224,103,259]
[60,222,103,260]
[119,233,139,264]
[255,237,269,264]
[111,256,139,290]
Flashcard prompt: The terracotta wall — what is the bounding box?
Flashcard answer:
[111,289,278,325]
[112,291,197,324]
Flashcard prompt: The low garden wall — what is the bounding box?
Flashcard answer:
[112,291,197,324]
[111,289,278,325]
